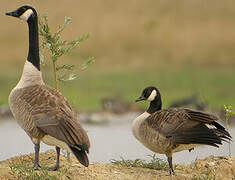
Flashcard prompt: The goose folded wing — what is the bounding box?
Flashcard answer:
[146,109,199,136]
[184,108,219,124]
[34,113,84,146]
[183,109,230,137]
[147,109,228,147]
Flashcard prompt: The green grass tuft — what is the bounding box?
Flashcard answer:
[111,154,168,171]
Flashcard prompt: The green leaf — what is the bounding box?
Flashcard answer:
[82,56,95,70]
[224,105,235,117]
[76,33,90,42]
[59,73,77,82]
[55,16,72,37]
[56,64,75,71]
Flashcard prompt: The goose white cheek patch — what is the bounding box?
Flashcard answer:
[20,9,33,21]
[147,90,157,101]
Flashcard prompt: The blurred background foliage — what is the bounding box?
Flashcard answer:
[0,0,235,110]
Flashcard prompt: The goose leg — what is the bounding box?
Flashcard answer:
[33,143,41,170]
[167,156,174,175]
[47,146,60,171]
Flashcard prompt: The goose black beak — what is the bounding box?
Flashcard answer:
[5,10,19,17]
[135,96,146,102]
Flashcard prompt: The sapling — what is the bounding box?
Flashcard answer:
[224,105,235,156]
[39,12,94,161]
[39,12,94,90]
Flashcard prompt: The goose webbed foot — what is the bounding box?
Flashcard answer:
[46,164,59,171]
[169,168,175,176]
[31,163,41,170]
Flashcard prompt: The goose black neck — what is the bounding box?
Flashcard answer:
[147,97,162,114]
[27,16,40,71]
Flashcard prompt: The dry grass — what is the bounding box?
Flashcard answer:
[0,150,234,180]
[1,0,235,71]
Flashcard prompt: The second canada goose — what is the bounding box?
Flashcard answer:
[6,5,90,170]
[132,86,231,175]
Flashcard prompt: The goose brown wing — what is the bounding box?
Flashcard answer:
[34,113,89,146]
[146,108,196,135]
[21,84,90,147]
[146,108,231,147]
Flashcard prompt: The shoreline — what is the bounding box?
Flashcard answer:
[0,150,234,180]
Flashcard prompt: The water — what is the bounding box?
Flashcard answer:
[0,118,234,164]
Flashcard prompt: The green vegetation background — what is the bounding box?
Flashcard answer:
[1,0,235,111]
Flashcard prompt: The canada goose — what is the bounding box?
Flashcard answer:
[6,5,90,170]
[132,86,231,175]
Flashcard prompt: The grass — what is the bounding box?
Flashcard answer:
[191,163,217,180]
[111,154,168,171]
[2,0,235,68]
[192,171,216,180]
[1,63,235,111]
[9,163,65,180]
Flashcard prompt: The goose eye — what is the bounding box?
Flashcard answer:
[147,90,152,96]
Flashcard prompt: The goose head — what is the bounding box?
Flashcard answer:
[136,86,162,113]
[136,86,160,102]
[6,5,37,22]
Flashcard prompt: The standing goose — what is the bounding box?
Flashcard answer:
[6,5,90,170]
[132,86,231,175]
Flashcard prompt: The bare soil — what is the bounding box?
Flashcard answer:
[0,150,234,180]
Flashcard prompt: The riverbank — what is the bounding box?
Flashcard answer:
[0,150,234,180]
[0,105,234,126]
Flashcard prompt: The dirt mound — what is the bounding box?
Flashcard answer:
[0,150,234,180]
